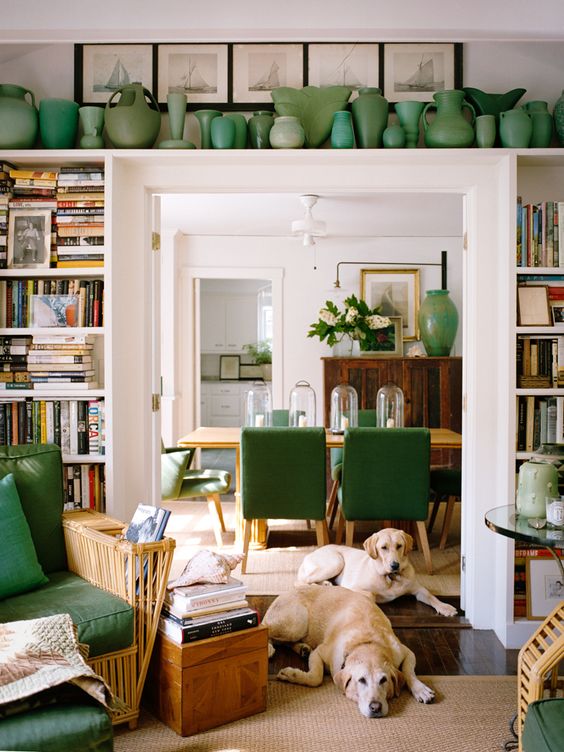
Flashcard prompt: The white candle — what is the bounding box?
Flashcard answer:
[386,417,395,428]
[340,415,349,431]
[255,414,265,427]
[298,415,308,427]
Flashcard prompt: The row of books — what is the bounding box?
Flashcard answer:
[0,397,105,454]
[64,462,105,512]
[0,278,104,328]
[160,576,259,644]
[516,335,564,388]
[55,167,105,267]
[516,197,564,268]
[516,395,564,451]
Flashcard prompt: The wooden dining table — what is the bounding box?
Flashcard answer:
[177,426,463,549]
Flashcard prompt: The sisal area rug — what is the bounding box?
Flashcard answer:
[163,500,460,596]
[115,675,516,752]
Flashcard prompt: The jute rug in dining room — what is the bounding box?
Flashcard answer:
[115,675,516,752]
[163,499,461,596]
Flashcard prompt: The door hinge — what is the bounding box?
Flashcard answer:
[462,393,467,413]
[463,232,468,251]
[152,231,160,251]
[461,555,466,572]
[152,393,161,412]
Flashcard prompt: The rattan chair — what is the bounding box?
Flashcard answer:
[517,600,564,751]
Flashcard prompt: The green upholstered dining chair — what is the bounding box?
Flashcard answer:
[337,427,433,574]
[427,467,461,550]
[240,426,329,573]
[161,444,231,547]
[327,409,377,529]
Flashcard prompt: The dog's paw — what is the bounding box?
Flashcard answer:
[436,602,458,617]
[268,642,276,659]
[412,680,435,704]
[277,667,299,683]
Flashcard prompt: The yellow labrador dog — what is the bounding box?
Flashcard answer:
[263,584,435,718]
[296,528,457,617]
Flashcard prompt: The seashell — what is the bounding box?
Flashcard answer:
[167,549,244,589]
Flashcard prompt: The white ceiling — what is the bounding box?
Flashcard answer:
[161,192,463,238]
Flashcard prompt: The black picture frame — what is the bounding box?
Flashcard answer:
[156,43,230,107]
[74,43,156,106]
[231,42,305,108]
[382,42,463,103]
[305,42,381,97]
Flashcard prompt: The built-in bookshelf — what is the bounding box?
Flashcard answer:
[0,156,107,511]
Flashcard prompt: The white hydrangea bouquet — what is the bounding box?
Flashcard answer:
[308,294,393,351]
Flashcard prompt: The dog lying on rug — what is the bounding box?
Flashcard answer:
[263,584,435,718]
[296,528,458,617]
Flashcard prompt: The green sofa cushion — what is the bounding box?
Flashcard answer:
[0,444,67,573]
[0,701,113,752]
[0,571,134,658]
[522,698,564,752]
[0,473,48,599]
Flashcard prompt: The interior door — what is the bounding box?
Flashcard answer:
[151,194,162,504]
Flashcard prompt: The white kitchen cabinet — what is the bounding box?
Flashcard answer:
[201,294,257,353]
[203,381,249,426]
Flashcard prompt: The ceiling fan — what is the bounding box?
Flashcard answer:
[291,194,327,246]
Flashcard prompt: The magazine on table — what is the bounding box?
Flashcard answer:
[124,503,171,591]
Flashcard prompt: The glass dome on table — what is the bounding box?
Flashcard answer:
[244,381,272,427]
[376,383,405,428]
[329,383,358,434]
[288,380,316,427]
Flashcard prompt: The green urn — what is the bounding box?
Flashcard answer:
[418,289,458,356]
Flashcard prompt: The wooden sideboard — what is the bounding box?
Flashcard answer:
[322,356,462,465]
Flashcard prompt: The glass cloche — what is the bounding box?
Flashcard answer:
[376,382,405,428]
[288,380,316,427]
[244,381,272,427]
[330,383,358,434]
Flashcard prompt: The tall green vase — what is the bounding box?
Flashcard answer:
[248,111,273,148]
[351,87,389,148]
[194,109,222,149]
[418,289,459,356]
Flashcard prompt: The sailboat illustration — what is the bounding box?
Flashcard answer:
[396,56,444,92]
[180,57,215,93]
[330,62,362,89]
[105,59,130,90]
[250,61,280,91]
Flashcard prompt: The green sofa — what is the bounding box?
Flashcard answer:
[0,444,175,750]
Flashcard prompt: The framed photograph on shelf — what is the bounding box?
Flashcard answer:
[362,316,403,356]
[307,43,380,96]
[7,209,51,269]
[361,268,420,340]
[232,43,304,104]
[220,355,240,380]
[526,557,564,620]
[30,295,79,328]
[383,43,461,102]
[75,43,155,105]
[550,301,564,326]
[157,43,229,105]
[517,286,552,326]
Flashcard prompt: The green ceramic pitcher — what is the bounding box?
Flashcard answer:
[0,83,38,148]
[423,90,475,148]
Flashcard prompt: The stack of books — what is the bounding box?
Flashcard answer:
[160,576,259,644]
[56,167,105,268]
[28,333,98,390]
[0,335,32,390]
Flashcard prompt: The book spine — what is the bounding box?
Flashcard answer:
[159,611,259,644]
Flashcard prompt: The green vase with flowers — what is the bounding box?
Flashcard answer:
[308,294,393,355]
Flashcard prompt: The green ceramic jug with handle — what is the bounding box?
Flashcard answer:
[0,83,38,148]
[422,90,475,148]
[105,82,161,149]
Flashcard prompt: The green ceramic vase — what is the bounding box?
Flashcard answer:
[351,87,389,148]
[248,111,273,149]
[382,124,406,148]
[422,90,475,149]
[330,110,354,148]
[210,116,235,149]
[194,109,222,149]
[394,101,424,148]
[225,113,248,148]
[499,109,532,148]
[39,98,79,149]
[0,84,38,149]
[269,116,305,149]
[522,101,553,148]
[105,82,161,149]
[79,106,105,149]
[418,289,458,356]
[554,90,564,146]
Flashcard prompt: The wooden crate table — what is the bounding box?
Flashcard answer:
[145,625,268,736]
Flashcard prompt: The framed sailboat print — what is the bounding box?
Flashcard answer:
[232,43,304,104]
[383,43,462,103]
[75,44,155,105]
[157,44,229,105]
[307,43,380,98]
